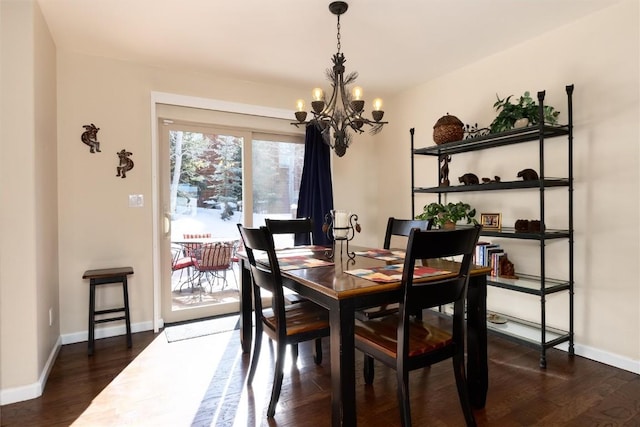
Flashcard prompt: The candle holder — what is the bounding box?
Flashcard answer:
[324,210,359,261]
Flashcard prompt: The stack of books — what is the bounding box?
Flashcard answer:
[474,241,506,277]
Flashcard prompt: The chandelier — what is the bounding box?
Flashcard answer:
[292,1,387,157]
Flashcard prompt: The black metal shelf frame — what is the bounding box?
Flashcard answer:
[410,84,575,368]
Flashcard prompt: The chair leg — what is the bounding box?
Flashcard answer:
[247,324,263,386]
[397,369,412,427]
[313,338,323,365]
[267,341,287,417]
[363,354,375,384]
[452,352,477,427]
[291,343,299,361]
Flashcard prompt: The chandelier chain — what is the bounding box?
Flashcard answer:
[336,15,341,53]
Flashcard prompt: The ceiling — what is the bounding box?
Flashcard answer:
[37,0,620,97]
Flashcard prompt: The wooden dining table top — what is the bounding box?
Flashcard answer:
[249,245,491,300]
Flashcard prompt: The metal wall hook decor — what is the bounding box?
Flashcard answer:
[323,210,360,261]
[116,149,134,178]
[81,123,101,153]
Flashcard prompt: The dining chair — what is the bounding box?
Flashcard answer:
[193,241,235,291]
[265,217,314,303]
[237,224,329,418]
[354,225,481,427]
[264,217,314,248]
[356,217,432,321]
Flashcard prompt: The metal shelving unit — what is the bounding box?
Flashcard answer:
[411,85,575,368]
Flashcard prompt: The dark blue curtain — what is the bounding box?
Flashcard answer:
[295,124,333,246]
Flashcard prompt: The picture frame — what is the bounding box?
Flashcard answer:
[480,213,502,230]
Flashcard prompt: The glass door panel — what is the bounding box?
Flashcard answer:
[161,122,246,324]
[251,138,305,248]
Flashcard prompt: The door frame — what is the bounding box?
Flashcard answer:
[149,92,294,332]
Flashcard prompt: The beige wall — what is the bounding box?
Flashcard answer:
[1,0,59,398]
[377,0,639,364]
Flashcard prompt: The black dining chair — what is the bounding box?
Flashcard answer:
[237,224,329,418]
[354,225,481,427]
[265,217,314,248]
[356,217,432,321]
[265,217,314,307]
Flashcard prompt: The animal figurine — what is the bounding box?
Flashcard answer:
[439,154,452,186]
[482,176,502,183]
[517,168,539,181]
[458,173,479,185]
[116,149,134,178]
[81,123,101,153]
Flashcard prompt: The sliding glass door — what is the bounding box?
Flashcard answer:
[160,122,247,324]
[159,119,305,324]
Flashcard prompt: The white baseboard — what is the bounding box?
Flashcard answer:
[555,342,640,374]
[60,320,154,345]
[1,321,154,405]
[0,335,61,405]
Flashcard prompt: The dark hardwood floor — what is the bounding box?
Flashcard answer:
[1,315,638,426]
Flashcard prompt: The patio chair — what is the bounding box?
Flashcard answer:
[193,241,235,291]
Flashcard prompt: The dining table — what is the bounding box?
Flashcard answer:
[237,245,491,426]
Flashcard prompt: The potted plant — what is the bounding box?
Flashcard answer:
[489,91,560,134]
[415,201,478,229]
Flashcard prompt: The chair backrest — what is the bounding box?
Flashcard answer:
[195,241,233,271]
[181,232,212,257]
[237,225,287,333]
[265,217,314,248]
[383,217,432,249]
[398,226,481,356]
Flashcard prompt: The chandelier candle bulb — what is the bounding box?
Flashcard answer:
[352,86,363,100]
[295,100,308,122]
[312,88,324,101]
[372,98,383,111]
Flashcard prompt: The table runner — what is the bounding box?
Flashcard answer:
[345,264,450,283]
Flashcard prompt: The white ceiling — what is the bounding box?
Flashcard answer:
[37,0,620,96]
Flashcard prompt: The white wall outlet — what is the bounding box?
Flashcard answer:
[129,194,144,208]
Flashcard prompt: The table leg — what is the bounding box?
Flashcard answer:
[239,258,252,354]
[329,299,356,426]
[466,274,488,408]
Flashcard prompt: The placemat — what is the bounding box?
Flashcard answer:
[278,255,334,271]
[354,248,405,262]
[345,264,450,283]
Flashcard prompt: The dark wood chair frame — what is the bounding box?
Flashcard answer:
[355,226,482,427]
[237,225,329,418]
[264,217,314,247]
[356,217,432,321]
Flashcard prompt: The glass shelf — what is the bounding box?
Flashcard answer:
[487,273,570,295]
[487,312,571,350]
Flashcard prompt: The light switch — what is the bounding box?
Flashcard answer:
[129,194,144,208]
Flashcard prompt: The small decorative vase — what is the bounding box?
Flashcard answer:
[443,221,456,230]
[514,118,529,129]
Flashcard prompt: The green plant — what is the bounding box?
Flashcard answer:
[489,91,560,134]
[415,201,478,228]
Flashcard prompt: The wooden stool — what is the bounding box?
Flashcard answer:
[82,267,134,355]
